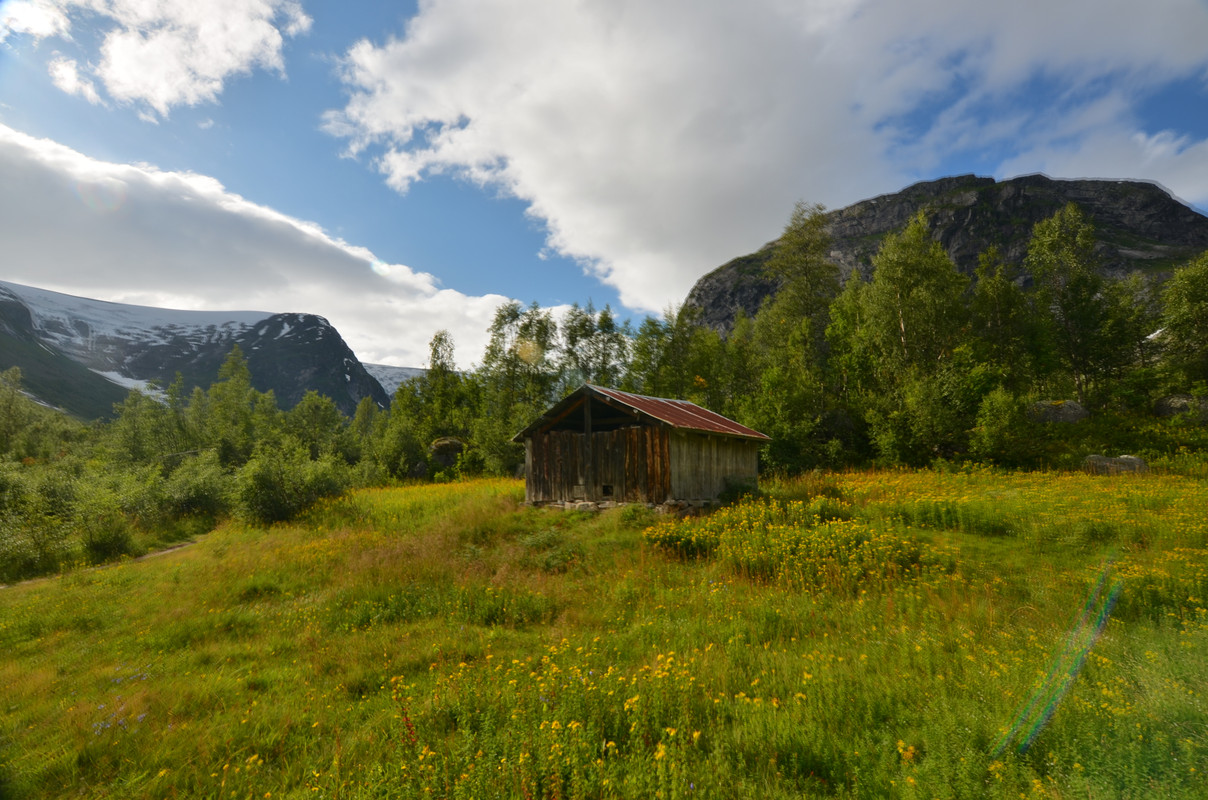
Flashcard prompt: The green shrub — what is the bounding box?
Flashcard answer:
[0,462,31,514]
[30,464,80,517]
[93,464,167,528]
[79,508,136,564]
[73,484,137,564]
[0,508,70,581]
[519,527,584,573]
[235,440,349,524]
[165,451,232,518]
[0,511,37,583]
[970,388,1038,466]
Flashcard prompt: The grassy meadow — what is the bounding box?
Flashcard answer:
[1,470,1206,798]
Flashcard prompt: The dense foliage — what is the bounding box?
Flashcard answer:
[397,201,1208,476]
[398,200,1208,475]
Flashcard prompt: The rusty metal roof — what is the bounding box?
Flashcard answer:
[513,384,770,442]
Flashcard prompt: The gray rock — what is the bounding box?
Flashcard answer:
[1084,454,1148,475]
[1028,400,1089,424]
[1154,394,1208,422]
[428,437,465,469]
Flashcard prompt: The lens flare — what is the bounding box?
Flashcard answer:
[75,176,126,212]
[996,561,1122,755]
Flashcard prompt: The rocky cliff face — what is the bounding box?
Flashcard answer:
[685,174,1208,334]
[196,312,390,414]
[0,281,390,418]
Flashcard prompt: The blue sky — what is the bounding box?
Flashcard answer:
[2,0,1207,368]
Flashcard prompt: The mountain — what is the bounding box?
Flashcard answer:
[363,363,426,397]
[0,287,131,419]
[685,174,1208,334]
[0,280,391,418]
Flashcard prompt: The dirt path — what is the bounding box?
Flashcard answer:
[0,539,198,592]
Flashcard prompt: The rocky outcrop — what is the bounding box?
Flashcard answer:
[1154,394,1208,423]
[685,174,1208,334]
[682,246,781,333]
[235,314,391,415]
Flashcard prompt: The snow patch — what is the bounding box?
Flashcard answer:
[0,279,272,357]
[90,369,163,398]
[363,363,426,397]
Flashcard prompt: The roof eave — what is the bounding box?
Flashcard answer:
[511,384,771,443]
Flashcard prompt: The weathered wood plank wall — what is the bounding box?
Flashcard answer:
[669,432,759,501]
[526,426,671,504]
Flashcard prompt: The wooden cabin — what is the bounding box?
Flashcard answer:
[512,385,770,508]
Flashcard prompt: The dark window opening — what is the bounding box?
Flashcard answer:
[544,397,639,433]
[602,484,614,498]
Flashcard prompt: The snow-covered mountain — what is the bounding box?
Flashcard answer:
[0,280,392,418]
[1,280,269,370]
[363,363,426,397]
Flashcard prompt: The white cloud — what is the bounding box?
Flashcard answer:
[999,129,1208,210]
[8,0,311,117]
[326,0,1208,313]
[0,0,69,42]
[47,55,101,104]
[0,123,508,369]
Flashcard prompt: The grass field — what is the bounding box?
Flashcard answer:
[1,470,1205,798]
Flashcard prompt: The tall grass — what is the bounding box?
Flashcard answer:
[1,472,1205,798]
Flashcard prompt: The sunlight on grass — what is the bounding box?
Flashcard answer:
[1,472,1206,798]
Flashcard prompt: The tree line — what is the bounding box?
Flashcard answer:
[394,200,1208,475]
[4,200,1208,581]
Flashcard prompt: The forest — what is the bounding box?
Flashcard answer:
[3,200,1208,583]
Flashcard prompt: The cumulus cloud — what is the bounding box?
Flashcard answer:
[0,123,507,368]
[5,0,311,117]
[326,0,1208,312]
[47,56,101,104]
[0,0,69,42]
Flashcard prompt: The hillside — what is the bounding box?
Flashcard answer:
[685,174,1208,334]
[0,280,390,417]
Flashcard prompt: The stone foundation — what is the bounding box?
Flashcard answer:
[528,499,719,515]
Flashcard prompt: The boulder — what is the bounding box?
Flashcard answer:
[428,437,465,469]
[1084,454,1148,475]
[1154,394,1208,423]
[1028,400,1089,424]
